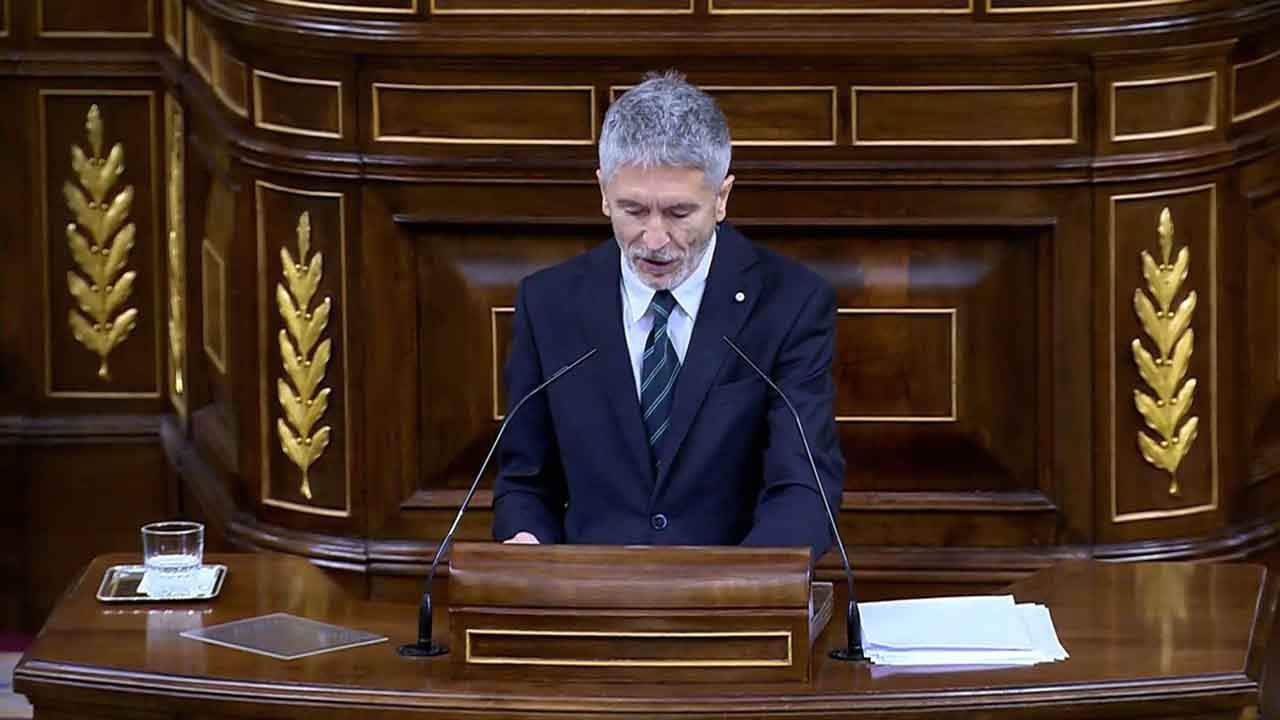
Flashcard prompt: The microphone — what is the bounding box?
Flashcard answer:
[721,335,866,663]
[398,346,598,657]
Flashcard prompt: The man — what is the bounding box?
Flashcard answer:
[492,72,845,560]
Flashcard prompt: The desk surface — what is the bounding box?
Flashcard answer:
[14,554,1275,719]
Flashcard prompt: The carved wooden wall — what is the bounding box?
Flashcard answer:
[4,0,1280,621]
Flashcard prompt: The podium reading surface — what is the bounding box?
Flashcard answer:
[15,553,1276,720]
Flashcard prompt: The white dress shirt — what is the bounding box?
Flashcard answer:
[619,231,717,399]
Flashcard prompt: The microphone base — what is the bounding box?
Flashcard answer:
[397,641,449,657]
[829,647,868,663]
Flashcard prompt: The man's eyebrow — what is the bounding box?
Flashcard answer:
[662,202,700,212]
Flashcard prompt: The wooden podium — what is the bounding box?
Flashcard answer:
[14,553,1279,720]
[446,544,832,682]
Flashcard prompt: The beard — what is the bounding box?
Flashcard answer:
[623,229,712,291]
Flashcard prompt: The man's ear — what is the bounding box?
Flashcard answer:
[715,174,735,222]
[597,169,611,218]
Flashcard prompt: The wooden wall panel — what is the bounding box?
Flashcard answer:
[1233,49,1280,124]
[0,0,10,39]
[162,0,182,57]
[1111,72,1218,143]
[253,70,344,140]
[186,12,214,86]
[709,0,970,13]
[985,0,1195,13]
[214,51,249,120]
[833,309,955,422]
[610,86,838,146]
[1245,178,1280,499]
[1104,183,1219,530]
[36,0,155,38]
[852,84,1078,146]
[262,0,419,14]
[430,0,692,13]
[40,90,163,399]
[372,84,595,145]
[255,181,352,518]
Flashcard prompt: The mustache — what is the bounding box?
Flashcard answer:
[627,244,684,263]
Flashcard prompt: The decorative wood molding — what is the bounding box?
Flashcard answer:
[253,70,344,139]
[430,0,692,13]
[372,83,595,145]
[1232,48,1280,124]
[852,83,1079,146]
[261,0,419,14]
[36,0,156,38]
[163,0,183,57]
[165,94,187,418]
[610,86,839,147]
[1110,72,1219,143]
[709,0,971,14]
[834,308,958,422]
[985,0,1193,14]
[200,238,227,374]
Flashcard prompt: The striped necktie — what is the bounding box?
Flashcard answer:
[641,290,680,460]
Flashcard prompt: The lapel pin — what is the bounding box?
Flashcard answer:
[734,291,746,303]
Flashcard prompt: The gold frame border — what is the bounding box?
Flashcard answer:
[834,308,958,423]
[253,70,345,140]
[610,85,839,147]
[430,0,693,14]
[201,238,228,375]
[186,13,213,86]
[214,52,250,119]
[255,180,352,519]
[708,0,970,14]
[371,83,597,145]
[261,0,418,14]
[465,629,793,667]
[851,83,1079,147]
[1231,48,1280,124]
[37,0,157,38]
[1109,183,1219,523]
[39,89,163,399]
[163,0,183,57]
[1110,72,1219,143]
[985,0,1191,13]
[491,306,515,422]
[0,0,11,39]
[166,94,188,419]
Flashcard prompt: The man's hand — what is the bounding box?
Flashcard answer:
[503,531,540,544]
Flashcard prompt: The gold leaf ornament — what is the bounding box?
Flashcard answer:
[276,212,333,501]
[64,105,139,380]
[1131,207,1199,494]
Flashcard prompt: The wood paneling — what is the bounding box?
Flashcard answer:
[611,86,838,146]
[262,0,419,14]
[431,0,692,13]
[1234,48,1280,124]
[985,0,1194,13]
[1111,73,1218,143]
[372,84,595,145]
[186,13,213,85]
[833,309,955,422]
[709,0,970,13]
[255,181,351,518]
[214,51,249,119]
[254,71,344,139]
[0,0,10,39]
[162,0,182,57]
[40,90,162,399]
[852,84,1078,146]
[37,0,154,38]
[1105,184,1218,527]
[201,239,226,375]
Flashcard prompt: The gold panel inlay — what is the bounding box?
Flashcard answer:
[851,83,1079,146]
[0,0,11,39]
[986,0,1192,13]
[371,83,597,145]
[165,94,187,415]
[40,90,162,399]
[834,308,958,423]
[37,0,156,38]
[1110,72,1219,143]
[261,0,418,14]
[1232,49,1280,124]
[491,306,515,421]
[465,629,792,667]
[708,0,970,14]
[1109,184,1218,523]
[255,180,352,519]
[63,104,141,382]
[201,239,227,374]
[253,70,345,140]
[1131,208,1198,493]
[214,52,250,119]
[609,86,838,147]
[430,0,693,14]
[163,0,182,57]
[186,13,212,85]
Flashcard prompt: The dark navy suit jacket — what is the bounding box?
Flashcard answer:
[491,222,845,559]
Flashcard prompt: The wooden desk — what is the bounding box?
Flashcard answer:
[14,554,1277,719]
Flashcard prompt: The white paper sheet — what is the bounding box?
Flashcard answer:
[859,597,1068,667]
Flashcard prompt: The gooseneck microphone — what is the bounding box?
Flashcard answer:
[721,336,866,663]
[398,346,598,657]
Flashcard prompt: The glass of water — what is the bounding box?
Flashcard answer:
[141,521,204,597]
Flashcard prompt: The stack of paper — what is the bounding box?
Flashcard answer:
[858,594,1068,666]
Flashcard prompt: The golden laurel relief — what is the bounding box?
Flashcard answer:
[1131,207,1199,495]
[166,96,186,399]
[276,211,333,501]
[64,104,140,381]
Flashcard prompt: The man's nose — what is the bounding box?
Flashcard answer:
[642,215,670,249]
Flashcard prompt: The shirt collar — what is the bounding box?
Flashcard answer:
[620,229,718,325]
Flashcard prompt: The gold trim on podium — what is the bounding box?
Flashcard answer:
[1110,72,1219,143]
[464,629,793,667]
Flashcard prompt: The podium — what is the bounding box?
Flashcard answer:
[446,543,832,682]
[14,552,1278,720]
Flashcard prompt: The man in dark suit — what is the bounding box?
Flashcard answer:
[492,72,845,560]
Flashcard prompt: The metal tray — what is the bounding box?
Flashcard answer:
[96,564,227,602]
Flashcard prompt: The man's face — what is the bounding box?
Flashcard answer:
[599,164,734,291]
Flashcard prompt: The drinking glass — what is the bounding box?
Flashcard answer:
[141,521,204,596]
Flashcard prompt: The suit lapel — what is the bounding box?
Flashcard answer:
[653,224,760,497]
[578,241,654,486]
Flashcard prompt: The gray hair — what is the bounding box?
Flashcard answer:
[599,71,732,188]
